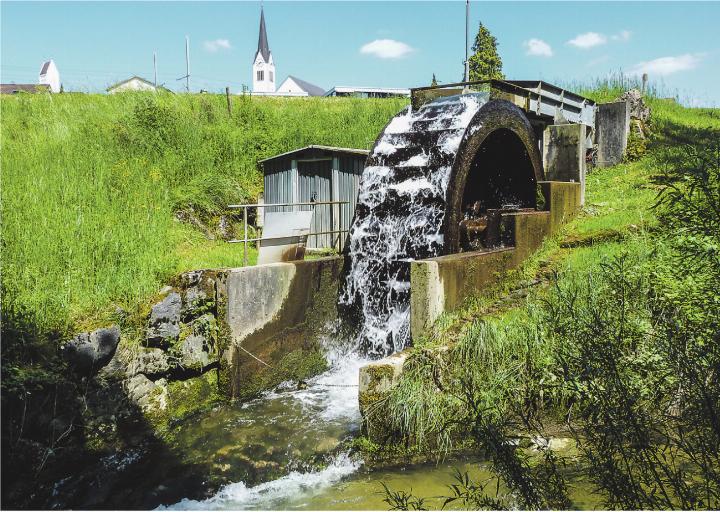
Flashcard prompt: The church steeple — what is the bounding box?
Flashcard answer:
[252,5,275,93]
[256,7,270,62]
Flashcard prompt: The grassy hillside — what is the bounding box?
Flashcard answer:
[1,93,407,335]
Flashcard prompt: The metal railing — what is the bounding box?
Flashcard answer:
[227,200,349,266]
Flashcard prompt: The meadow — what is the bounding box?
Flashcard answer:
[1,93,407,336]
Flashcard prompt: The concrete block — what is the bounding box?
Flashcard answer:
[410,247,517,339]
[543,124,587,205]
[216,256,343,399]
[596,101,630,168]
[539,181,582,233]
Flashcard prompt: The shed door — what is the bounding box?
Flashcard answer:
[297,160,332,249]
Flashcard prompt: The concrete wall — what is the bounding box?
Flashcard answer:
[215,256,343,399]
[596,101,630,168]
[410,182,580,340]
[543,124,587,205]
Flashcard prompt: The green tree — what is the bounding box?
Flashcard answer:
[467,22,504,81]
[430,73,438,87]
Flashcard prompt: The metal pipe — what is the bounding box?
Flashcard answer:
[243,206,248,266]
[228,200,347,209]
[464,0,470,85]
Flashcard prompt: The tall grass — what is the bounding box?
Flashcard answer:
[1,92,407,335]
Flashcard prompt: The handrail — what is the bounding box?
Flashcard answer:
[227,201,349,266]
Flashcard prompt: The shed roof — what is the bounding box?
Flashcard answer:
[259,145,369,164]
[40,60,52,75]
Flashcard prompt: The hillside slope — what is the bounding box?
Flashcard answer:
[1,93,407,336]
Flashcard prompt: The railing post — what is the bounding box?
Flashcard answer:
[243,206,248,267]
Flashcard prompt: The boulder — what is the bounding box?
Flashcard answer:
[178,314,215,369]
[125,374,157,409]
[180,271,216,318]
[127,348,172,377]
[62,326,120,376]
[146,292,181,346]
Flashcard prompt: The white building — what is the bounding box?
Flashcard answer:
[107,76,167,94]
[38,60,60,93]
[276,75,325,96]
[324,86,410,99]
[252,7,275,93]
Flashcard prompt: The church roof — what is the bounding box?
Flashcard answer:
[256,7,271,62]
[287,76,325,96]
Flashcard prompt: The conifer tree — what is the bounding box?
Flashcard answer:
[467,22,504,81]
[431,73,438,87]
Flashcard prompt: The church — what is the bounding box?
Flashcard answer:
[251,7,325,96]
[250,7,409,99]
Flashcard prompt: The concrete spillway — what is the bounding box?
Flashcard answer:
[342,92,544,356]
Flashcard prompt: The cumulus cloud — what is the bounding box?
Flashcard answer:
[360,39,414,59]
[204,39,232,52]
[612,30,632,42]
[568,32,607,49]
[524,38,553,57]
[631,54,703,76]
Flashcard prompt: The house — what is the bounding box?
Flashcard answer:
[38,60,60,93]
[0,84,51,94]
[276,75,325,96]
[260,145,370,250]
[324,86,410,98]
[107,76,168,94]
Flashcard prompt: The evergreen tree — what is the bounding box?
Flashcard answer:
[431,73,438,87]
[466,22,504,81]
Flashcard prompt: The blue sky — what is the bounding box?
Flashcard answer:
[2,1,719,106]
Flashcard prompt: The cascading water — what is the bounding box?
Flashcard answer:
[341,93,489,356]
[162,93,500,510]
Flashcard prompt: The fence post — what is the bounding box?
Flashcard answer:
[243,206,248,266]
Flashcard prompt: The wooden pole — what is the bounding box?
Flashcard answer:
[226,86,232,115]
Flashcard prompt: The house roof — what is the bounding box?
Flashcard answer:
[106,76,170,92]
[256,7,271,62]
[259,145,370,164]
[39,60,52,75]
[286,76,325,97]
[0,83,51,94]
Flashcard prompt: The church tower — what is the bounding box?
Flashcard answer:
[252,7,275,93]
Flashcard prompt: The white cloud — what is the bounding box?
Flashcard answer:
[204,39,232,53]
[360,39,414,59]
[631,54,703,76]
[524,38,553,57]
[612,30,632,42]
[568,32,607,49]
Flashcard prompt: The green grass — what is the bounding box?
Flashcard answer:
[1,92,407,334]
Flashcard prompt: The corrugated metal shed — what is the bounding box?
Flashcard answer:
[261,146,369,250]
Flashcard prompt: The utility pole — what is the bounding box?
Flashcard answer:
[153,51,157,87]
[464,0,470,92]
[185,36,190,93]
[177,36,191,92]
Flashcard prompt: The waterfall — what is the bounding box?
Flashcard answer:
[341,93,488,357]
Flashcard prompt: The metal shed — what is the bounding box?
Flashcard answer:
[260,145,369,250]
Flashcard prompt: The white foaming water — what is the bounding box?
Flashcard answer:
[342,93,488,356]
[162,350,369,511]
[161,452,360,511]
